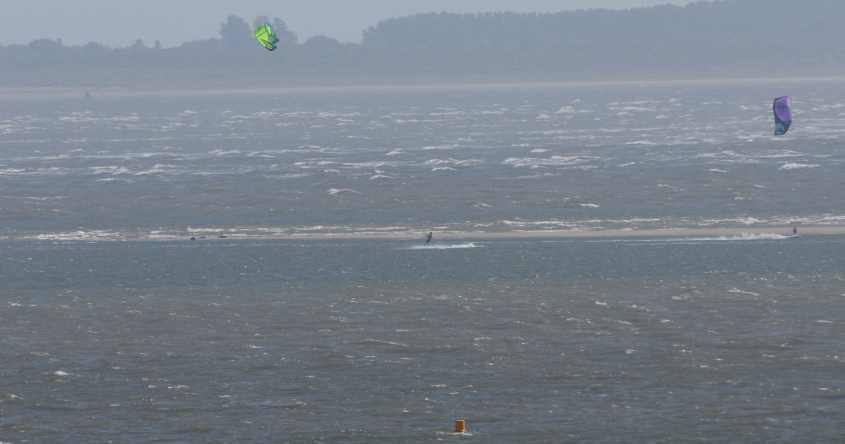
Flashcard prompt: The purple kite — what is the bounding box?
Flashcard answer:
[773,96,792,136]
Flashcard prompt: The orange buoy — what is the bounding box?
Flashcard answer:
[454,419,467,433]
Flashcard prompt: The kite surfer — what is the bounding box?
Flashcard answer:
[425,232,433,245]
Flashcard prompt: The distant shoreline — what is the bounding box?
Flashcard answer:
[6,225,841,242]
[4,76,845,100]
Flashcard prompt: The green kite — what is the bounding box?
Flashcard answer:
[255,23,279,51]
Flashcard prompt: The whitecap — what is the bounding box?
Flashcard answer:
[651,233,791,243]
[625,140,658,146]
[360,339,409,348]
[503,155,595,168]
[209,149,242,156]
[728,288,761,297]
[402,243,480,250]
[421,144,458,151]
[779,163,820,171]
[134,164,177,176]
[91,166,132,175]
[425,158,482,168]
[327,188,360,196]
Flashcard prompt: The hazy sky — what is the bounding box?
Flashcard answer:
[1,0,693,47]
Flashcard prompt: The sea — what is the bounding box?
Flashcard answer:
[1,80,845,442]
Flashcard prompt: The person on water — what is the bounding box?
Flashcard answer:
[793,226,798,236]
[425,232,433,244]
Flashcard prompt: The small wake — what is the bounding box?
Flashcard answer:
[634,233,794,243]
[590,233,796,244]
[402,242,481,250]
[666,233,794,242]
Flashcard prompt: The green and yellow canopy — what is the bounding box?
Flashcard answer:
[255,24,279,51]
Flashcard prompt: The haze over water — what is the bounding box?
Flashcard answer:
[3,80,845,442]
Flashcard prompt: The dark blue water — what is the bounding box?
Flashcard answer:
[3,236,845,442]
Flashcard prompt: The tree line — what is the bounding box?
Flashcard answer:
[1,0,844,88]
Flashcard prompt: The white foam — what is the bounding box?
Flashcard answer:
[361,339,409,348]
[502,155,595,168]
[727,288,761,297]
[134,164,177,176]
[403,242,480,250]
[647,233,792,243]
[327,188,360,196]
[24,230,124,241]
[91,166,132,175]
[0,195,67,201]
[421,144,459,151]
[209,149,242,156]
[425,158,483,168]
[779,163,820,171]
[610,106,656,113]
[625,140,658,146]
[500,219,580,229]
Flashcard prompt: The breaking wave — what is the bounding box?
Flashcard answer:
[402,242,481,250]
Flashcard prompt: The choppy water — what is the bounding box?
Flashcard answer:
[3,237,845,442]
[1,80,845,239]
[2,81,845,442]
